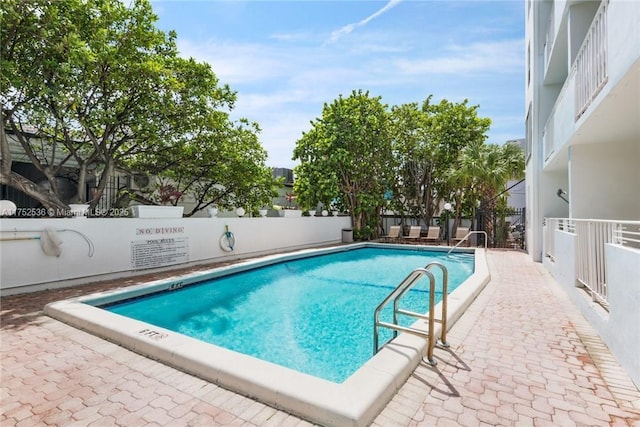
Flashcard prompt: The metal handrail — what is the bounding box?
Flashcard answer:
[447,230,488,254]
[373,262,449,366]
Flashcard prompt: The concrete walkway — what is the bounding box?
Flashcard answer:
[2,251,639,426]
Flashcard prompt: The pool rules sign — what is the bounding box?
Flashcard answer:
[131,227,189,270]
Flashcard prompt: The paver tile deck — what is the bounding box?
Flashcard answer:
[2,250,639,426]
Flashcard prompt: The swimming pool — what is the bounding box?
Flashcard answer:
[45,243,491,426]
[104,247,473,383]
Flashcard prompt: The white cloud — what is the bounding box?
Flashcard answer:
[395,39,523,75]
[268,31,312,43]
[232,109,315,168]
[177,39,293,85]
[172,20,524,167]
[236,89,319,115]
[326,0,403,44]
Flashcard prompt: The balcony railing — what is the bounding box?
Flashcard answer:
[543,117,554,161]
[544,12,554,69]
[575,0,609,120]
[542,68,575,163]
[545,218,640,310]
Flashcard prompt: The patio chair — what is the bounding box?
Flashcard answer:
[452,227,470,246]
[403,225,422,243]
[381,225,401,242]
[425,226,441,244]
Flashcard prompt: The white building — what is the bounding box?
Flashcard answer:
[525,0,639,386]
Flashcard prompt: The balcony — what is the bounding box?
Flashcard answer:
[544,6,569,86]
[542,70,575,165]
[542,216,640,387]
[575,0,608,120]
[544,13,553,70]
[541,0,639,170]
[545,218,639,310]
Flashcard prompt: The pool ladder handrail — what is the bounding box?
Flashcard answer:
[373,262,449,366]
[447,230,488,254]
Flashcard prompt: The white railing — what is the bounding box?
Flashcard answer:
[575,0,608,120]
[544,12,554,68]
[545,218,639,310]
[544,218,575,261]
[541,66,576,164]
[613,222,640,248]
[574,220,616,308]
[543,119,554,161]
[544,218,556,260]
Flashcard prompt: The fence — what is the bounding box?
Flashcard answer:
[86,175,128,215]
[381,207,525,250]
[1,174,125,217]
[1,215,352,295]
[476,207,526,249]
[544,218,640,310]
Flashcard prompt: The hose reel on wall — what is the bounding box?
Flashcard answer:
[219,225,235,252]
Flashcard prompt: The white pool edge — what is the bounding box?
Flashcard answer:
[44,243,491,427]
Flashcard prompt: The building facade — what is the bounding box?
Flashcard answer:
[525,0,640,387]
[525,0,639,260]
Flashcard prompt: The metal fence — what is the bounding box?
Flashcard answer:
[1,174,126,217]
[85,175,128,216]
[476,207,526,249]
[544,218,640,311]
[380,207,526,250]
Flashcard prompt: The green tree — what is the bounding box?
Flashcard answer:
[390,97,491,229]
[389,101,434,228]
[293,90,393,239]
[425,98,491,215]
[1,0,268,216]
[0,0,81,211]
[127,117,278,216]
[450,140,524,242]
[291,126,340,212]
[3,0,179,209]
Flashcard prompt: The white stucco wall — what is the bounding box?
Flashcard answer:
[545,227,640,388]
[606,1,640,86]
[0,215,352,295]
[549,229,576,287]
[606,244,640,388]
[569,142,639,221]
[528,0,640,388]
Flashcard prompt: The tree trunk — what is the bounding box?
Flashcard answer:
[1,111,68,212]
[76,162,88,203]
[0,170,68,212]
[87,161,115,209]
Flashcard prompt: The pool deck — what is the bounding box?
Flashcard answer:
[2,250,639,426]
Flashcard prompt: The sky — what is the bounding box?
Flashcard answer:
[151,0,525,169]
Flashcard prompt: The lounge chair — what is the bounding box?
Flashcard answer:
[425,226,441,244]
[452,227,470,246]
[381,225,401,242]
[403,225,422,243]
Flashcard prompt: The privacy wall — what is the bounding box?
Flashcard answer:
[0,216,352,296]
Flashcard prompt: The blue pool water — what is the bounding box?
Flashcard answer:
[106,247,474,383]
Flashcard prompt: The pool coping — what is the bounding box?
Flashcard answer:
[44,242,491,427]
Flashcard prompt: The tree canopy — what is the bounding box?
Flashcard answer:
[127,117,278,216]
[293,90,394,239]
[389,97,492,229]
[293,91,523,239]
[1,0,275,215]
